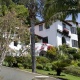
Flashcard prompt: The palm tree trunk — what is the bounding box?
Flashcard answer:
[30,17,36,72]
[28,0,36,73]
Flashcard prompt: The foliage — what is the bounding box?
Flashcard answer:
[73,53,80,60]
[56,53,69,61]
[64,66,80,77]
[78,62,80,67]
[18,63,23,68]
[4,55,32,69]
[44,0,80,23]
[36,56,50,69]
[36,63,43,70]
[4,56,16,67]
[52,60,71,76]
[67,48,77,54]
[44,63,52,71]
[58,44,68,54]
[46,46,57,60]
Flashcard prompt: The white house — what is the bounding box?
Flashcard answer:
[34,20,78,48]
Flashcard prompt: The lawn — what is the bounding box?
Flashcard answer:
[26,69,80,80]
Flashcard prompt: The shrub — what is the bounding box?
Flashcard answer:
[78,62,80,67]
[36,64,43,70]
[18,63,23,69]
[4,56,16,67]
[44,63,52,71]
[64,66,80,76]
[16,55,32,69]
[52,60,70,76]
[22,63,27,69]
[73,53,80,60]
[46,46,57,60]
[2,61,8,66]
[67,48,77,54]
[36,56,49,65]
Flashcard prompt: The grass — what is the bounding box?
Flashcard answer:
[26,69,80,80]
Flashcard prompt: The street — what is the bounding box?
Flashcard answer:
[0,66,60,80]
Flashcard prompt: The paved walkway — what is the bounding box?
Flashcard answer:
[0,66,60,80]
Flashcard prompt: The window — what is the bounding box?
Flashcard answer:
[62,23,66,29]
[62,37,66,44]
[71,27,77,34]
[39,24,43,31]
[72,40,78,47]
[14,41,18,46]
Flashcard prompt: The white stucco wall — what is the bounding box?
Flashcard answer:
[57,33,62,46]
[35,22,57,46]
[34,20,78,48]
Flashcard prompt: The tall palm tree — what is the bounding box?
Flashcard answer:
[44,0,80,23]
[15,0,45,72]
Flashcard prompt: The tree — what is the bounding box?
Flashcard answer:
[0,12,30,68]
[0,0,15,16]
[77,27,80,48]
[16,0,45,72]
[0,12,20,67]
[44,0,80,23]
[52,60,70,76]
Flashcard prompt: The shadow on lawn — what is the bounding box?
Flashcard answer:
[48,73,69,80]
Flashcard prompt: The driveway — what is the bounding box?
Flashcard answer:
[0,66,60,80]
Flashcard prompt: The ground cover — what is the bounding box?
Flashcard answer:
[26,69,80,80]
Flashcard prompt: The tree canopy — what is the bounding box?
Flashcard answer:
[44,0,80,23]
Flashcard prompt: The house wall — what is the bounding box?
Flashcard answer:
[35,22,57,46]
[67,22,78,48]
[34,20,78,48]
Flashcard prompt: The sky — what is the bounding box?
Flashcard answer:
[66,13,80,23]
[37,13,80,23]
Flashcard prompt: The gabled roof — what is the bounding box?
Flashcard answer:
[62,20,72,26]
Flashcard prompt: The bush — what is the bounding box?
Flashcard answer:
[4,55,32,69]
[73,53,80,60]
[78,62,80,67]
[36,64,43,70]
[46,46,57,60]
[67,48,77,54]
[52,60,70,76]
[2,61,8,66]
[23,63,28,69]
[18,63,23,69]
[44,63,52,71]
[64,66,80,76]
[4,56,16,67]
[36,56,49,65]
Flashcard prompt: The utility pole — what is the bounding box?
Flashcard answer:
[28,0,36,72]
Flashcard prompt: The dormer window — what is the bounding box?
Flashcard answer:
[14,41,18,46]
[39,24,43,31]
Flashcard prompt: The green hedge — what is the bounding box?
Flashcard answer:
[4,55,32,69]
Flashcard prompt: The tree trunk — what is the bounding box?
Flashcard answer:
[30,17,36,72]
[56,68,62,76]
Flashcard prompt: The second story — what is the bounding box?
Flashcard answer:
[34,20,78,39]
